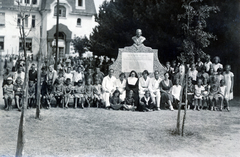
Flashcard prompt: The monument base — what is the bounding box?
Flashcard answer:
[110,44,166,78]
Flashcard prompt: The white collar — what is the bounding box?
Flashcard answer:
[128,77,138,85]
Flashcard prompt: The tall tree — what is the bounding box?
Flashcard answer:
[15,1,32,156]
[90,0,182,59]
[72,36,90,56]
[176,0,219,136]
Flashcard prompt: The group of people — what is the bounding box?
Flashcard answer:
[2,54,234,112]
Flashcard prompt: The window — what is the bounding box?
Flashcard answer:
[17,14,21,26]
[25,0,30,4]
[0,12,5,26]
[25,15,28,27]
[54,5,66,17]
[31,15,35,28]
[19,38,32,51]
[77,18,81,26]
[0,37,4,50]
[32,0,37,5]
[78,0,83,6]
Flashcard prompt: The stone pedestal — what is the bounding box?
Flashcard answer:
[110,44,166,79]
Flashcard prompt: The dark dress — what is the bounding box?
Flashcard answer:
[139,96,155,111]
[126,77,139,107]
[160,80,173,106]
[110,96,122,110]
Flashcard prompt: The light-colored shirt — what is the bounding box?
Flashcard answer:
[72,71,84,83]
[102,75,116,93]
[204,61,212,72]
[13,71,25,82]
[139,76,151,91]
[115,79,126,93]
[211,63,223,74]
[189,69,198,81]
[64,72,73,82]
[149,77,162,92]
[171,85,182,100]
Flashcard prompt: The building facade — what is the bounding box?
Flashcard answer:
[0,0,96,58]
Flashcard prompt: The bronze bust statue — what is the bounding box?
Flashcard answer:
[132,29,146,46]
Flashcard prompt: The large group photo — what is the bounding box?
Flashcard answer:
[0,0,240,157]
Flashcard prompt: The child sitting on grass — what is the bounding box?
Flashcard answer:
[109,89,123,110]
[3,77,14,111]
[85,78,94,108]
[28,80,35,109]
[64,78,73,108]
[194,79,205,111]
[13,76,23,111]
[74,80,85,109]
[53,79,64,108]
[123,90,136,111]
[139,90,154,112]
[93,78,103,108]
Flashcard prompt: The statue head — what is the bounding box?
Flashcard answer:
[136,29,142,37]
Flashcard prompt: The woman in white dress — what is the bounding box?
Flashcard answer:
[223,65,234,111]
[115,73,126,102]
[138,70,151,99]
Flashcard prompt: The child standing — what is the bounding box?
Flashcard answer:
[139,90,155,112]
[171,78,182,109]
[219,79,227,111]
[93,78,103,108]
[64,78,73,108]
[85,78,94,108]
[123,90,136,111]
[202,78,210,109]
[109,90,123,110]
[188,64,198,84]
[53,79,64,108]
[216,68,224,84]
[57,69,65,85]
[45,79,54,109]
[223,65,234,111]
[209,76,220,111]
[3,77,14,111]
[13,76,23,111]
[184,77,195,109]
[194,79,205,111]
[74,80,85,109]
[28,80,35,109]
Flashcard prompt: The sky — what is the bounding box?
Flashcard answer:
[94,0,109,13]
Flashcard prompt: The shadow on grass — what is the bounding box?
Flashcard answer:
[168,128,202,138]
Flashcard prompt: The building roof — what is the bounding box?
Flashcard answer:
[41,0,96,16]
[0,0,96,15]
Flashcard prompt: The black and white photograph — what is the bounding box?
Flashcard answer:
[0,0,239,156]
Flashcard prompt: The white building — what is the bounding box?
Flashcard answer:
[0,0,96,58]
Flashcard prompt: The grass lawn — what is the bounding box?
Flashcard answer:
[0,98,240,157]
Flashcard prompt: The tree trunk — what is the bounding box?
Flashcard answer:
[182,72,188,136]
[16,18,29,157]
[176,86,183,135]
[35,50,41,119]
